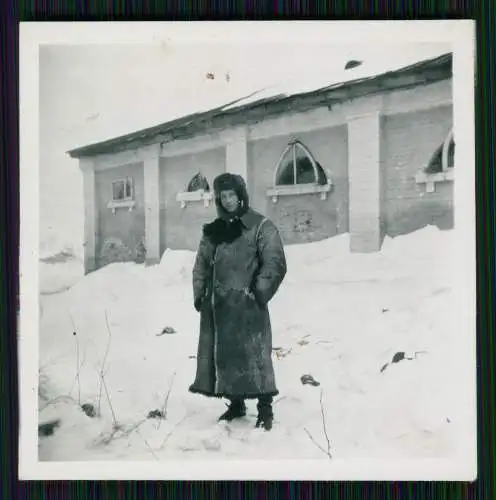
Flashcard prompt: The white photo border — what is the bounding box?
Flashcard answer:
[19,20,477,481]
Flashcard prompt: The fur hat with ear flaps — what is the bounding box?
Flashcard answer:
[213,173,250,217]
[203,173,250,244]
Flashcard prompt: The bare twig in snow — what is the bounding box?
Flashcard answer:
[303,389,332,459]
[136,429,160,460]
[74,335,81,404]
[159,412,198,449]
[98,427,120,446]
[163,371,176,414]
[319,389,332,458]
[304,428,330,458]
[69,311,82,405]
[96,419,145,446]
[68,309,77,332]
[68,349,87,397]
[157,371,176,430]
[97,310,113,416]
[101,372,118,427]
[116,419,147,440]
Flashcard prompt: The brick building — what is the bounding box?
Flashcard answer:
[68,52,454,274]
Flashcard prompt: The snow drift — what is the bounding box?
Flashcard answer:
[37,226,463,462]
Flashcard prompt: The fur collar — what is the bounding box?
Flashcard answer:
[202,209,263,245]
[203,217,244,245]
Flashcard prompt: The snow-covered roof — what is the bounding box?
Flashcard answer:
[68,51,452,159]
[223,47,452,111]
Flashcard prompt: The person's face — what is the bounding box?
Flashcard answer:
[220,189,240,213]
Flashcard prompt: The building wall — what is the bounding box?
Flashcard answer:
[247,125,349,244]
[94,162,145,266]
[90,90,454,268]
[381,105,454,237]
[347,110,384,253]
[159,147,226,252]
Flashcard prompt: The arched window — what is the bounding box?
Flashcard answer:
[176,171,213,208]
[186,172,210,192]
[415,128,455,193]
[424,129,455,174]
[267,140,332,203]
[274,141,328,187]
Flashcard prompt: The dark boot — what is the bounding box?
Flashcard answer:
[255,395,274,431]
[218,398,246,422]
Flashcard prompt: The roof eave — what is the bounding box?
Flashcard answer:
[67,52,452,160]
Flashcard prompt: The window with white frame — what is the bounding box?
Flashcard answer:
[186,172,210,193]
[267,140,332,203]
[415,128,455,193]
[112,177,134,202]
[107,177,136,213]
[425,134,455,174]
[176,171,213,208]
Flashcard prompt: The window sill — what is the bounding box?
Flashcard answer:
[176,190,213,208]
[107,200,136,214]
[266,183,332,203]
[415,170,454,193]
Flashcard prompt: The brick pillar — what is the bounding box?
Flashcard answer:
[79,158,97,274]
[225,128,248,182]
[143,144,161,265]
[345,97,384,253]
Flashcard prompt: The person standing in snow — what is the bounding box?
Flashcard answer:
[189,172,287,431]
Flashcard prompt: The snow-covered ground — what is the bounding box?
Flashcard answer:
[38,226,461,462]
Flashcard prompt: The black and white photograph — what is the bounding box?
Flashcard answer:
[19,21,477,480]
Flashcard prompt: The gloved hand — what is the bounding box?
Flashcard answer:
[194,297,203,312]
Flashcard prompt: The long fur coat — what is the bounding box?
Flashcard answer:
[188,174,287,399]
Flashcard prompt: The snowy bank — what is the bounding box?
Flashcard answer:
[38,225,462,463]
[40,254,85,296]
